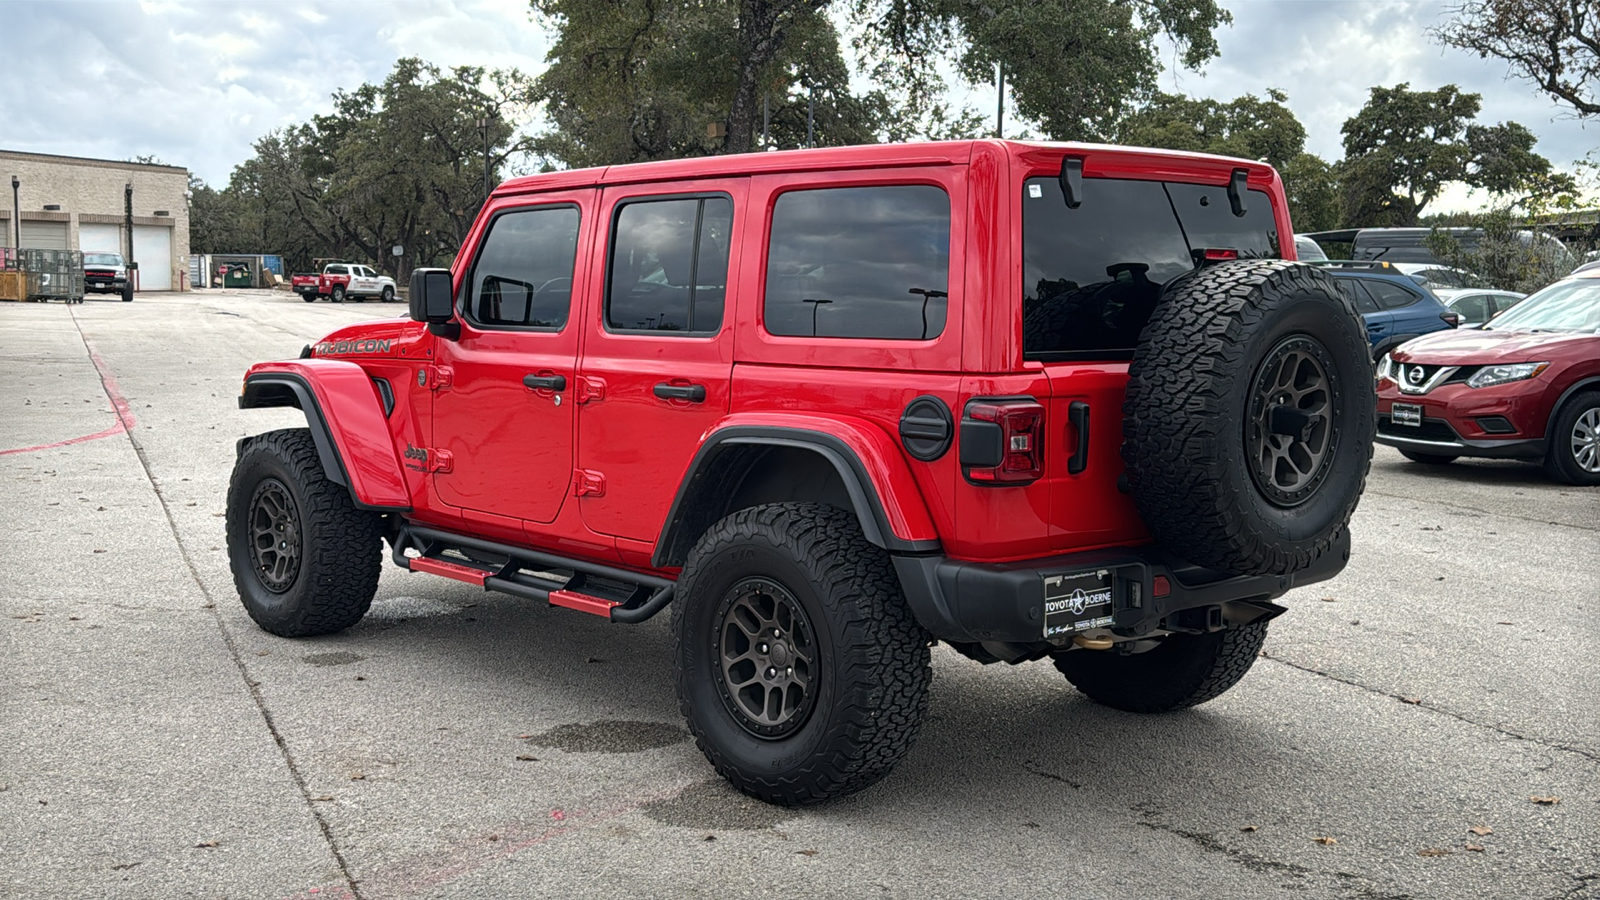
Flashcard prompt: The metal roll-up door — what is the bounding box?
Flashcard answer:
[132,225,172,291]
[21,221,69,250]
[80,223,123,254]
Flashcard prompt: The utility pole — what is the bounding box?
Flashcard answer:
[762,93,770,148]
[806,87,815,149]
[476,115,493,202]
[996,63,1005,139]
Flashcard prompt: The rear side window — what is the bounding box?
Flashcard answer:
[607,196,732,334]
[1365,280,1420,310]
[764,185,950,340]
[1338,279,1381,314]
[1023,176,1279,358]
[467,206,580,329]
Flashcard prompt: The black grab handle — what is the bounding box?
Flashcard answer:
[523,373,567,391]
[653,383,706,403]
[1068,401,1090,474]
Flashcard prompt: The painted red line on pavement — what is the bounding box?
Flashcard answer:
[0,349,138,456]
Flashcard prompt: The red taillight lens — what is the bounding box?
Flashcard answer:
[1202,248,1239,262]
[965,400,1045,484]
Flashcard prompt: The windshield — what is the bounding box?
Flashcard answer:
[1487,279,1600,333]
[84,253,122,266]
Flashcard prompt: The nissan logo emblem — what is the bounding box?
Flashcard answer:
[1406,365,1426,386]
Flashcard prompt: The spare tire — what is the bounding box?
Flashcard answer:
[1122,260,1373,577]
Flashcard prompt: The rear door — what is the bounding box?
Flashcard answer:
[1020,168,1284,553]
[575,180,744,542]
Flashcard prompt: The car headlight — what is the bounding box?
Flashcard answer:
[1376,354,1394,381]
[1467,362,1549,388]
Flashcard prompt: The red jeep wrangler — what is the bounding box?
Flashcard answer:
[228,141,1373,805]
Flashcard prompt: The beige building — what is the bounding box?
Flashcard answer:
[1,150,191,292]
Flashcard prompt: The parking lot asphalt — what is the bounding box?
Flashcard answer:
[2,290,1596,900]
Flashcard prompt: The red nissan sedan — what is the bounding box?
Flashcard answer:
[1376,268,1600,484]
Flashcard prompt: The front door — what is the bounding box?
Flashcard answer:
[430,192,594,524]
[575,181,744,542]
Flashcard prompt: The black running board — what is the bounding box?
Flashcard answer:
[390,524,675,624]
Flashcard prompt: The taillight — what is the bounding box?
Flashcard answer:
[1440,311,1460,327]
[961,399,1045,485]
[1201,248,1238,262]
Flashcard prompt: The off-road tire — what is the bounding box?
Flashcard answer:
[1544,392,1600,486]
[673,503,931,806]
[1400,450,1458,465]
[1122,260,1374,577]
[226,428,381,636]
[330,285,345,303]
[1054,621,1269,713]
[380,285,395,303]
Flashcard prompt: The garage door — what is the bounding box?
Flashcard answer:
[21,220,69,250]
[132,224,171,291]
[80,223,122,255]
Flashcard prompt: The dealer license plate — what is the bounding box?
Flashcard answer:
[1391,402,1423,427]
[1042,569,1115,639]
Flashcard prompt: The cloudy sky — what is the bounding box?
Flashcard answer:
[3,0,1594,209]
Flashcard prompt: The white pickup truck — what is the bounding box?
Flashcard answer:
[292,263,398,303]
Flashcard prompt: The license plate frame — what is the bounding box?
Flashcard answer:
[1392,402,1423,427]
[1042,569,1115,640]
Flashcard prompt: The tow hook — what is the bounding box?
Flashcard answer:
[1072,634,1114,650]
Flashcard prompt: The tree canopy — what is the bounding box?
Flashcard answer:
[1434,0,1600,118]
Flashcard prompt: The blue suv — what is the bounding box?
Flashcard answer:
[1304,261,1459,360]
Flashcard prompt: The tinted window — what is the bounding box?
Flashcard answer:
[327,265,346,275]
[607,196,732,333]
[764,185,950,340]
[1450,294,1491,322]
[1023,177,1279,357]
[1336,278,1381,314]
[468,206,580,329]
[1365,280,1419,310]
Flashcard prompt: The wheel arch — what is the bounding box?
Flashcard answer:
[239,361,410,511]
[651,423,940,568]
[1544,376,1600,438]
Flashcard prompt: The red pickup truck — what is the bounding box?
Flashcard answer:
[291,262,397,303]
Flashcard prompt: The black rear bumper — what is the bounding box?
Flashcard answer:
[893,530,1351,644]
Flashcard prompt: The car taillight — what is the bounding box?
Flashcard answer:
[962,399,1045,485]
[1440,311,1460,327]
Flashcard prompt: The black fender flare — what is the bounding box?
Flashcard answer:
[651,426,941,569]
[1545,376,1600,438]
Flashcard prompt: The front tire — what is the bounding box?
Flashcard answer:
[673,503,930,806]
[1400,450,1458,465]
[121,285,133,302]
[226,429,381,636]
[380,285,395,303]
[1544,392,1600,486]
[1054,621,1269,713]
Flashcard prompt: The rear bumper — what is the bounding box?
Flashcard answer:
[893,530,1351,644]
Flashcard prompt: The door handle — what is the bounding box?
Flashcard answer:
[524,373,567,392]
[1067,401,1090,475]
[653,382,706,403]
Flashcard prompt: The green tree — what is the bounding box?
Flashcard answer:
[1434,0,1600,118]
[1338,83,1562,226]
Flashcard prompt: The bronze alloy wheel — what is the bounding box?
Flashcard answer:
[1247,334,1340,507]
[248,478,302,592]
[713,576,818,739]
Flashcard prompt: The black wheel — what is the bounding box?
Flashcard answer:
[226,429,381,636]
[1054,621,1269,713]
[1544,392,1600,486]
[121,285,133,302]
[673,503,931,806]
[1400,450,1459,465]
[1122,261,1374,576]
[380,285,395,303]
[330,285,345,303]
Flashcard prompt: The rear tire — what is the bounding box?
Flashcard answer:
[1054,621,1269,713]
[674,503,930,806]
[1544,392,1600,486]
[1122,261,1374,576]
[226,429,381,636]
[303,294,317,303]
[330,285,345,303]
[1400,450,1458,465]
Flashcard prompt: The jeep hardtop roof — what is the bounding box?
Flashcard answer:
[493,140,1281,196]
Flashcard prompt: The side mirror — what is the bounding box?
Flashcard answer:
[408,268,454,323]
